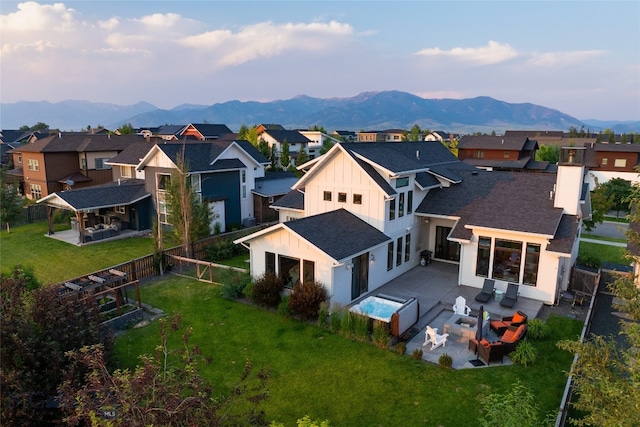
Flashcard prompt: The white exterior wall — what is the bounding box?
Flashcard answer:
[554,165,583,215]
[303,150,386,229]
[458,229,565,304]
[277,209,304,222]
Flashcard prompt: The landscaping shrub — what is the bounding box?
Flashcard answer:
[577,247,602,269]
[526,318,550,340]
[352,313,370,342]
[287,281,327,320]
[511,340,537,367]
[411,348,423,360]
[395,341,407,355]
[340,310,355,338]
[219,269,251,299]
[205,239,247,262]
[3,264,40,290]
[329,309,342,333]
[249,271,283,309]
[372,321,390,349]
[317,301,329,329]
[438,353,453,369]
[277,295,291,317]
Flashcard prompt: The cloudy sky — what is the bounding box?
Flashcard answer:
[1,1,639,121]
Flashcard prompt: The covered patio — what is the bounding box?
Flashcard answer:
[361,262,583,369]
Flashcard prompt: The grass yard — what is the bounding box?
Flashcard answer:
[579,241,628,266]
[115,275,583,426]
[0,221,155,284]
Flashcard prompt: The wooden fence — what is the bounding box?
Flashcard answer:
[8,204,48,228]
[54,223,271,288]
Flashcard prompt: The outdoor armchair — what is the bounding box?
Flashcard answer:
[469,337,505,364]
[474,278,495,303]
[490,310,528,335]
[498,323,527,355]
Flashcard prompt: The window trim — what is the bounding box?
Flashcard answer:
[353,194,362,204]
[338,192,347,203]
[323,191,332,201]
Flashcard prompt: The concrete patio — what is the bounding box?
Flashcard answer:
[361,261,581,369]
[44,227,150,246]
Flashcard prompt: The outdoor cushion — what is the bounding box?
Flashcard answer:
[501,325,526,343]
[512,312,526,323]
[480,338,490,347]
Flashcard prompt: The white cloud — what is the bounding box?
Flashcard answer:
[98,17,119,31]
[180,20,354,67]
[527,50,605,67]
[0,1,77,31]
[416,40,518,65]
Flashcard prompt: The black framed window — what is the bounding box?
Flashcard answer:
[476,237,491,277]
[387,242,394,271]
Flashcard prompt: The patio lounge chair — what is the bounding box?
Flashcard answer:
[499,283,519,308]
[490,310,528,335]
[474,278,495,303]
[452,296,471,315]
[424,326,448,350]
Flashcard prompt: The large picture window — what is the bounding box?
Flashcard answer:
[303,260,315,284]
[492,239,522,282]
[279,255,300,289]
[265,252,276,273]
[523,244,541,285]
[476,236,491,277]
[30,184,42,199]
[387,241,394,271]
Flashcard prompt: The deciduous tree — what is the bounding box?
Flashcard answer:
[0,171,23,233]
[535,145,560,164]
[280,139,290,168]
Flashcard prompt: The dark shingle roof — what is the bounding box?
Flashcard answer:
[156,125,185,136]
[185,124,233,138]
[254,172,298,197]
[263,130,311,144]
[285,209,391,261]
[342,141,460,174]
[107,142,155,165]
[271,189,304,210]
[591,142,640,153]
[42,179,149,211]
[415,171,440,189]
[155,140,267,172]
[546,214,580,254]
[458,135,530,151]
[417,169,564,238]
[9,133,143,153]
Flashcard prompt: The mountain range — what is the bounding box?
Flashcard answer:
[2,91,639,134]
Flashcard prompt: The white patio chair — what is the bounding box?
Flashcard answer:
[453,295,471,315]
[423,325,448,350]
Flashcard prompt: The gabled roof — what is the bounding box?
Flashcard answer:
[106,141,156,166]
[156,125,186,136]
[1,129,43,144]
[546,214,580,254]
[38,179,149,211]
[262,130,311,144]
[141,140,268,173]
[236,209,389,261]
[8,133,142,153]
[284,209,391,261]
[253,172,298,197]
[181,123,233,139]
[590,142,640,153]
[457,135,531,151]
[271,189,305,210]
[415,171,441,189]
[417,169,565,239]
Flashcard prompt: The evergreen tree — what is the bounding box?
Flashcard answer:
[296,146,309,167]
[279,139,290,168]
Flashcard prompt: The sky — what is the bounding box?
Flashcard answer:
[1,1,639,121]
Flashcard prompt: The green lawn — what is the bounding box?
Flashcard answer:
[579,241,628,266]
[582,233,627,244]
[0,221,155,284]
[115,276,583,426]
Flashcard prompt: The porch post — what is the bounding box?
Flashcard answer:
[46,206,55,235]
[76,211,85,244]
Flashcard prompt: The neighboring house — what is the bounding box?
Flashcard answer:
[7,133,143,200]
[155,125,186,140]
[356,129,405,143]
[235,142,585,307]
[457,135,550,172]
[259,130,311,168]
[424,131,452,143]
[504,130,597,149]
[105,141,159,181]
[0,129,43,167]
[137,140,268,233]
[256,124,285,134]
[331,130,357,142]
[583,141,640,188]
[298,130,342,160]
[179,123,233,140]
[252,171,299,223]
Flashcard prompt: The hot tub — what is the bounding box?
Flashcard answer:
[350,294,419,337]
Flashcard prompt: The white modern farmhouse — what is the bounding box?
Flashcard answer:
[235,142,587,307]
